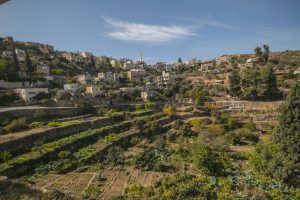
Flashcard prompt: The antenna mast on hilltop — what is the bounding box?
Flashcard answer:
[139,51,143,62]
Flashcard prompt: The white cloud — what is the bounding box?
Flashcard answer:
[103,17,198,42]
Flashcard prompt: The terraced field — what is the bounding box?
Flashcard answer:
[0,108,176,199]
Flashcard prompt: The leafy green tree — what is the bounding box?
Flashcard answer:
[241,67,261,100]
[272,83,300,184]
[260,66,280,100]
[145,102,156,110]
[79,101,94,114]
[25,53,34,73]
[0,58,9,80]
[229,65,241,97]
[263,44,270,64]
[12,50,20,71]
[190,143,232,176]
[106,146,124,165]
[254,46,263,62]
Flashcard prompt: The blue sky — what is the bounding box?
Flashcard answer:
[0,0,300,63]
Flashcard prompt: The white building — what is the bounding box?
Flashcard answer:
[64,83,79,93]
[14,88,49,102]
[36,63,50,75]
[2,51,13,58]
[15,49,26,62]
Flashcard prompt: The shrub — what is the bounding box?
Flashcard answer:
[130,137,139,145]
[190,143,232,176]
[30,121,44,128]
[163,104,174,116]
[4,118,28,133]
[106,146,124,165]
[79,101,94,114]
[135,104,144,110]
[0,91,21,106]
[58,150,71,159]
[125,184,146,196]
[189,118,202,127]
[0,150,11,162]
[244,120,256,131]
[145,102,156,110]
[48,121,61,127]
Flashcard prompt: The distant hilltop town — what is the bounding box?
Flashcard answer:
[0,36,300,106]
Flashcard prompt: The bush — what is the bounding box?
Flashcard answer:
[244,120,256,131]
[190,143,232,176]
[125,184,146,196]
[130,137,139,145]
[4,118,28,133]
[0,91,21,106]
[145,102,156,110]
[135,104,144,110]
[48,121,61,127]
[189,118,202,127]
[0,150,11,162]
[163,104,174,116]
[58,150,71,159]
[30,121,44,128]
[79,101,94,114]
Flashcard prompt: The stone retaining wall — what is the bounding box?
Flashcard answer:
[0,117,114,154]
[0,107,80,121]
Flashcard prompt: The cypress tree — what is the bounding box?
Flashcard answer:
[260,66,280,100]
[229,65,241,97]
[272,83,300,183]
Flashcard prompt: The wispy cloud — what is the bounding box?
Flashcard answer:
[103,17,198,42]
[150,15,242,31]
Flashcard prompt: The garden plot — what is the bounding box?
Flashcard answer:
[131,170,164,187]
[99,169,130,200]
[35,172,96,198]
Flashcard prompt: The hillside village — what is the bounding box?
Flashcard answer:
[1,36,300,107]
[0,36,300,199]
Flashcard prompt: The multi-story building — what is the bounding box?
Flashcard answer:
[1,50,13,59]
[64,83,79,93]
[79,51,93,59]
[95,72,120,84]
[77,74,92,85]
[127,69,146,82]
[14,88,49,102]
[36,63,50,75]
[39,44,54,54]
[62,52,83,63]
[15,49,26,62]
[85,85,103,97]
